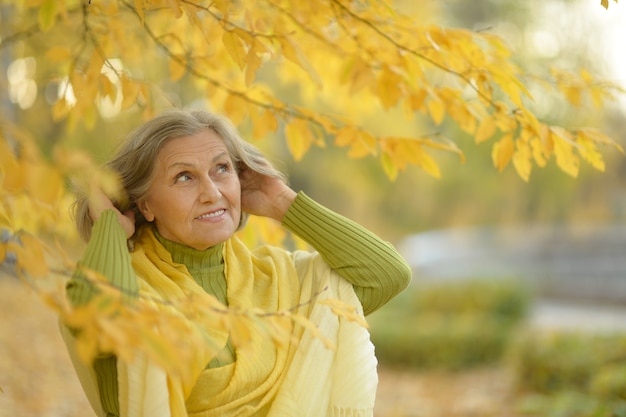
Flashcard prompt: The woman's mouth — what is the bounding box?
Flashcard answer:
[196,209,225,220]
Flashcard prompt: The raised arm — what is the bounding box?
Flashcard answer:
[66,187,138,306]
[239,165,411,315]
[64,194,138,417]
[282,193,411,315]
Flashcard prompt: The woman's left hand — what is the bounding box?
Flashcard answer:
[239,166,296,222]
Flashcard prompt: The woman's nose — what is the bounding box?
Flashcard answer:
[199,177,222,202]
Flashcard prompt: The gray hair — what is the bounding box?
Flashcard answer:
[73,108,286,242]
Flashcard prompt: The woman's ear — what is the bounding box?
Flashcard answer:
[137,199,155,222]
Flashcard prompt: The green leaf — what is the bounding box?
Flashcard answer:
[381,152,398,181]
[38,0,57,32]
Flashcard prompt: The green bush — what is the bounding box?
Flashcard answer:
[409,279,529,321]
[369,278,530,370]
[590,364,626,401]
[508,331,626,397]
[516,391,626,417]
[371,313,516,369]
[508,332,601,393]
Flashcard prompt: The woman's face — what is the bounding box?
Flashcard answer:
[138,129,241,250]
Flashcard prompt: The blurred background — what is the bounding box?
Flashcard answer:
[1,0,626,416]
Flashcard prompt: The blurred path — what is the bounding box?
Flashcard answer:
[375,366,516,417]
[0,278,96,417]
[374,301,626,417]
[529,299,626,333]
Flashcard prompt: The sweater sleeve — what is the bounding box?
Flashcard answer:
[65,209,136,417]
[66,209,138,306]
[282,192,411,315]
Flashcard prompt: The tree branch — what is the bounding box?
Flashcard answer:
[330,0,498,107]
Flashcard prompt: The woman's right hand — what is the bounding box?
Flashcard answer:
[89,186,136,239]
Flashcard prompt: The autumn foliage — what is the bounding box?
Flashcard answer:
[0,0,623,375]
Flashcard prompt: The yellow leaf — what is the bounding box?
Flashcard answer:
[0,206,11,229]
[165,0,183,17]
[578,127,623,153]
[254,216,286,247]
[169,56,186,81]
[225,314,254,349]
[560,85,582,107]
[0,140,25,193]
[319,298,368,328]
[512,139,532,182]
[212,0,230,13]
[475,116,497,143]
[576,135,605,172]
[99,74,117,101]
[138,325,184,370]
[181,3,202,31]
[223,93,248,126]
[589,86,606,108]
[550,127,580,177]
[491,102,516,132]
[8,234,50,277]
[380,137,407,170]
[250,109,278,140]
[291,314,335,350]
[492,70,531,108]
[279,37,322,88]
[530,136,548,168]
[491,133,514,172]
[82,106,98,131]
[342,57,375,95]
[427,96,445,125]
[51,98,70,122]
[417,148,441,178]
[285,120,314,161]
[335,126,376,158]
[120,76,140,110]
[28,163,64,205]
[75,328,99,364]
[334,126,359,148]
[419,137,465,162]
[263,315,294,348]
[135,0,145,24]
[222,30,247,70]
[245,49,263,86]
[408,89,428,113]
[348,131,377,159]
[475,73,493,106]
[512,108,535,132]
[375,66,403,110]
[447,98,476,135]
[99,167,128,207]
[398,139,441,178]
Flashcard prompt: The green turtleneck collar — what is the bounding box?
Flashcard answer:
[152,227,225,274]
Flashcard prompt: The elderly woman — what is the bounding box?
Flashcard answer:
[63,109,411,417]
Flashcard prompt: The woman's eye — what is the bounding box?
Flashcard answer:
[176,172,192,183]
[216,163,229,174]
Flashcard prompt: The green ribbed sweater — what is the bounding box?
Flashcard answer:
[66,192,411,417]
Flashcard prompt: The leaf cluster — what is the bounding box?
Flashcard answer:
[2,0,622,181]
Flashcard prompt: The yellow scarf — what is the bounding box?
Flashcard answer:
[65,227,378,417]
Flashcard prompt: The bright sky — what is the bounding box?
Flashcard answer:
[584,2,626,107]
